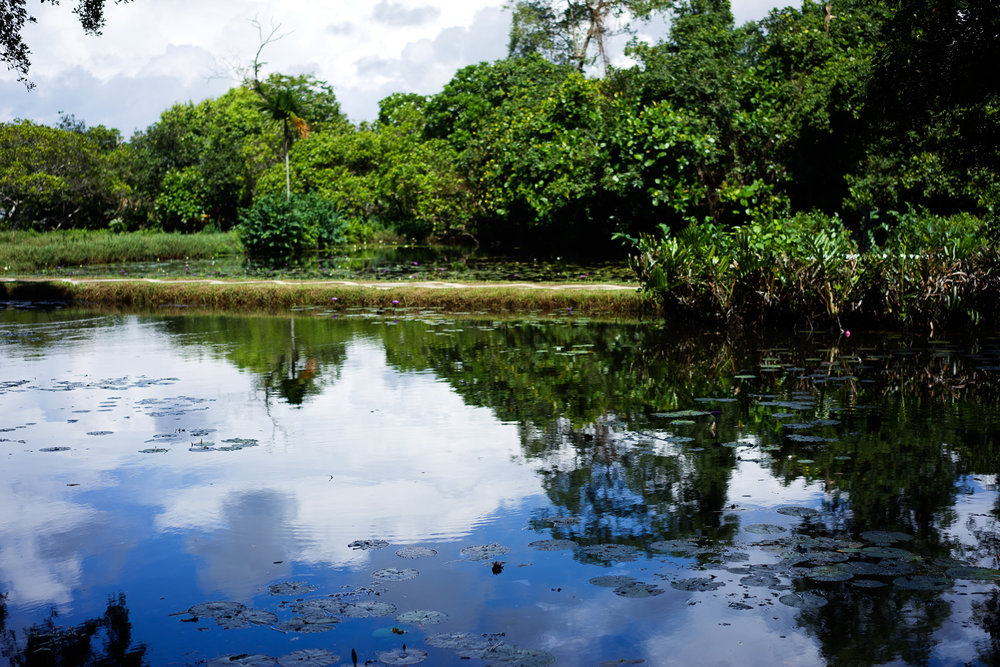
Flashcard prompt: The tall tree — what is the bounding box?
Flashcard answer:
[506,0,666,74]
[1,0,132,87]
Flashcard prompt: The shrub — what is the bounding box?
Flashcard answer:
[238,193,346,256]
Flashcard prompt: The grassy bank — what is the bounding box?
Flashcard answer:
[0,230,241,272]
[0,278,649,318]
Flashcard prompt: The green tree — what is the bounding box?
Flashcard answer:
[0,120,127,229]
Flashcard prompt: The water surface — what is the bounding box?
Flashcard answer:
[1,305,998,666]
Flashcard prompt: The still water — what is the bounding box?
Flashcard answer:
[1,305,998,666]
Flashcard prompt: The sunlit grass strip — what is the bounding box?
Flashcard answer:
[0,230,242,271]
[0,279,649,318]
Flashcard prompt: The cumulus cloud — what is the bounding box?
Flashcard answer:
[372,0,441,27]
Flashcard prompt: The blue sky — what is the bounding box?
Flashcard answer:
[1,1,785,137]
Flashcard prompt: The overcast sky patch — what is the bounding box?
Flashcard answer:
[372,1,442,27]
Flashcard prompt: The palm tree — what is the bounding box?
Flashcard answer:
[253,81,310,199]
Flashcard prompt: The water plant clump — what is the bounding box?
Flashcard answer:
[460,543,511,561]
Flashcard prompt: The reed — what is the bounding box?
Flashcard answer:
[0,230,242,272]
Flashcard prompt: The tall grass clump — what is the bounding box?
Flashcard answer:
[629,209,998,331]
[0,230,242,273]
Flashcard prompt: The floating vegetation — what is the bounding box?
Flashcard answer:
[177,601,276,629]
[349,539,390,551]
[590,575,637,588]
[861,531,914,545]
[744,524,787,535]
[276,648,340,666]
[670,577,724,592]
[461,543,511,561]
[893,575,953,591]
[377,647,428,665]
[740,573,782,588]
[268,581,316,595]
[275,616,338,633]
[807,564,854,582]
[946,566,1000,580]
[86,430,113,436]
[649,539,700,555]
[778,592,827,609]
[342,600,397,618]
[396,546,438,559]
[481,646,556,666]
[138,447,168,453]
[614,582,664,598]
[207,654,277,667]
[775,506,820,518]
[373,567,419,582]
[528,539,579,551]
[580,544,639,562]
[39,446,70,452]
[861,546,912,559]
[219,437,259,451]
[396,609,447,625]
[425,632,492,650]
[851,579,888,588]
[291,598,346,616]
[652,410,708,419]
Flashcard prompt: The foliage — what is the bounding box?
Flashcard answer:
[237,193,346,256]
[0,120,128,230]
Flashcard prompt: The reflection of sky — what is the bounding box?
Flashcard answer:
[0,318,543,614]
[1,313,997,665]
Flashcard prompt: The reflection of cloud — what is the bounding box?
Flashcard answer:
[156,339,542,577]
[185,489,302,599]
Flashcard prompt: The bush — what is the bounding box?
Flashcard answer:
[237,193,346,256]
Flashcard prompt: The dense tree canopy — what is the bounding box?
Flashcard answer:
[2,0,996,257]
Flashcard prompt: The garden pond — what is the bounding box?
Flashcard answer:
[1,302,999,666]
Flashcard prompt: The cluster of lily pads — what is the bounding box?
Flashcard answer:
[180,539,555,666]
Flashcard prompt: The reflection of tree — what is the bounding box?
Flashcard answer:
[0,593,147,666]
[797,585,951,665]
[158,314,350,406]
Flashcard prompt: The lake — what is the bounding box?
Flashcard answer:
[1,303,998,666]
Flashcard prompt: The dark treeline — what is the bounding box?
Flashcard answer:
[0,1,996,261]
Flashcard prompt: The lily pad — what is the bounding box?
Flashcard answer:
[528,539,579,551]
[208,655,277,667]
[614,582,664,598]
[744,524,787,535]
[740,573,781,588]
[292,599,346,616]
[396,609,448,625]
[894,575,952,591]
[277,649,340,667]
[779,592,827,609]
[670,577,724,592]
[590,575,637,588]
[396,547,438,559]
[461,543,511,561]
[483,647,556,666]
[581,544,639,562]
[862,546,912,559]
[268,581,316,595]
[807,564,853,582]
[373,568,419,582]
[946,566,1000,580]
[348,539,389,551]
[39,446,71,452]
[649,540,699,555]
[850,579,888,589]
[425,632,492,651]
[185,600,246,620]
[275,616,339,633]
[776,506,820,518]
[652,410,708,418]
[138,447,168,453]
[342,600,397,618]
[377,648,428,665]
[861,531,913,545]
[86,430,113,436]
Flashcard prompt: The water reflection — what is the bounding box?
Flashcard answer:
[1,308,998,664]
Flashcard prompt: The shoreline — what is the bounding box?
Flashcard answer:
[0,277,651,319]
